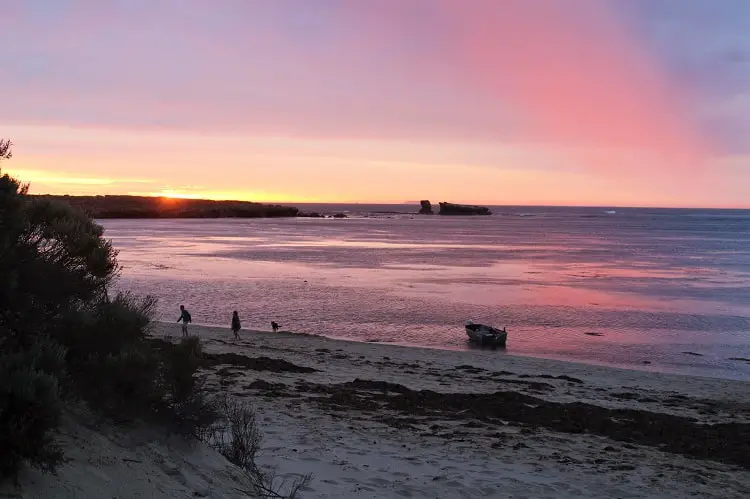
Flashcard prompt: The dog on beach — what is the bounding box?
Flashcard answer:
[271,321,280,333]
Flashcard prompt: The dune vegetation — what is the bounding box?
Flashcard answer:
[0,139,308,497]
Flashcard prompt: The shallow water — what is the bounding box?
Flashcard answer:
[103,205,750,380]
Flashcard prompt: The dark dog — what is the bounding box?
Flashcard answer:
[271,321,280,333]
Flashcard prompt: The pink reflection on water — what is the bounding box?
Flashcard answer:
[103,218,750,380]
[115,228,746,320]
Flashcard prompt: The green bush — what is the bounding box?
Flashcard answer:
[54,291,162,423]
[2,158,120,355]
[0,143,221,483]
[80,345,163,421]
[205,396,261,470]
[163,336,203,402]
[1,149,119,480]
[204,395,311,499]
[159,337,220,437]
[0,338,66,480]
[57,292,157,365]
[75,332,220,436]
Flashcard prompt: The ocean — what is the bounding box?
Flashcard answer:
[103,205,750,380]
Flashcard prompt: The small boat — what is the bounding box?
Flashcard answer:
[465,321,507,348]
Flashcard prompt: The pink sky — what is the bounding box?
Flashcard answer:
[1,0,748,207]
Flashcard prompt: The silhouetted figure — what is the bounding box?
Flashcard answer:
[231,311,242,340]
[271,321,280,333]
[177,305,192,336]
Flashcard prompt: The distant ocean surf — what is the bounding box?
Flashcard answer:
[104,205,750,380]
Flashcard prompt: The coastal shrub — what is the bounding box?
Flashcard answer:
[160,336,220,436]
[0,337,66,481]
[18,198,119,324]
[0,139,11,160]
[204,396,261,470]
[1,157,66,480]
[0,170,33,343]
[165,381,220,438]
[204,396,311,499]
[67,312,217,433]
[57,291,163,422]
[0,147,119,479]
[57,292,157,365]
[163,335,203,402]
[1,142,306,494]
[0,164,119,350]
[79,345,164,421]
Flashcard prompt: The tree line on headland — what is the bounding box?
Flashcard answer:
[31,194,300,218]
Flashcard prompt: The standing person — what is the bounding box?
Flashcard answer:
[231,310,241,340]
[177,305,192,337]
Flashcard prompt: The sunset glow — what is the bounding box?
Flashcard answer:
[2,1,748,207]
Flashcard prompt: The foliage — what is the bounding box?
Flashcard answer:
[0,139,10,161]
[57,292,156,364]
[0,156,68,480]
[0,143,120,480]
[69,303,219,436]
[1,170,120,348]
[80,344,164,421]
[1,141,308,495]
[157,336,220,437]
[204,396,311,499]
[203,396,262,470]
[0,337,66,480]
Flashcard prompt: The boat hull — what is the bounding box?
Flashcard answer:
[465,325,507,348]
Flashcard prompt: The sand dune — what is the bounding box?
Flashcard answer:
[2,409,260,499]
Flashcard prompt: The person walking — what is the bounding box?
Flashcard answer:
[177,305,192,337]
[231,310,241,340]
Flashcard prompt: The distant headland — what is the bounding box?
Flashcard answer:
[31,195,299,218]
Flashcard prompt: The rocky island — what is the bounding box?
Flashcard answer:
[416,201,492,216]
[418,200,434,214]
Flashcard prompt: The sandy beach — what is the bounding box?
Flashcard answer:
[157,323,750,498]
[6,322,749,498]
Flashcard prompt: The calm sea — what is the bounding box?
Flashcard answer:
[103,205,750,380]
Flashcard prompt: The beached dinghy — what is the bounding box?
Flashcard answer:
[465,321,507,348]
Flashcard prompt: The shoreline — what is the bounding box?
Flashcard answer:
[157,322,750,498]
[12,322,748,498]
[158,321,750,382]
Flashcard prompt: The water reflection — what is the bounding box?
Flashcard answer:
[104,215,750,380]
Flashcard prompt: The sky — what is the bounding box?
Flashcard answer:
[1,0,749,208]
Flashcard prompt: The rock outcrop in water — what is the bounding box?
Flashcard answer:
[438,202,492,216]
[418,200,434,215]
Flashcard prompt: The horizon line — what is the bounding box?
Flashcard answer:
[29,192,750,211]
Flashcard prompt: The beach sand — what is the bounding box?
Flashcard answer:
[6,323,749,498]
[3,410,261,499]
[171,323,750,498]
